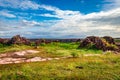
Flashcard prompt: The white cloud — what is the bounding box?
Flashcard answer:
[1,7,120,38]
[104,0,120,10]
[40,5,81,19]
[0,0,120,38]
[22,20,41,26]
[45,8,120,38]
[0,0,39,10]
[40,13,58,18]
[20,0,40,10]
[0,10,16,18]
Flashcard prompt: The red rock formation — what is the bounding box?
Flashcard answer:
[8,35,30,45]
[0,38,4,44]
[103,36,115,44]
[78,36,119,52]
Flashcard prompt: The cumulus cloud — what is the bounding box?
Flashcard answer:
[0,10,16,18]
[40,7,120,38]
[40,5,81,19]
[0,0,120,38]
[22,20,42,26]
[0,0,39,10]
[1,7,120,38]
[104,0,120,10]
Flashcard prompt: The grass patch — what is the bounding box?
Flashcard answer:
[115,39,120,43]
[0,42,103,57]
[40,42,103,57]
[0,44,32,53]
[0,54,120,80]
[0,42,120,79]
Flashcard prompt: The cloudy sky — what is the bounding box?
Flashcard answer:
[0,0,120,38]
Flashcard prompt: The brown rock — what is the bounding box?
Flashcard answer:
[0,38,4,44]
[8,35,30,45]
[103,36,115,44]
[79,36,106,50]
[78,36,119,52]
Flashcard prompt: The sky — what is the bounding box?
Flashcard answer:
[0,0,120,38]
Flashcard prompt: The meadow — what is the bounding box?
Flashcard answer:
[0,42,120,80]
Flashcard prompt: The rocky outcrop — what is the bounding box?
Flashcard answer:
[103,36,115,44]
[0,38,4,44]
[7,35,30,45]
[78,36,119,52]
[79,36,106,50]
[0,38,9,44]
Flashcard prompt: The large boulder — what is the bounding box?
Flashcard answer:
[79,36,106,51]
[78,36,119,51]
[8,35,30,45]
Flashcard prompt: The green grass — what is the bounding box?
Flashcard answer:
[115,39,120,43]
[0,42,120,79]
[0,54,120,80]
[0,44,32,53]
[39,42,102,57]
[0,42,103,58]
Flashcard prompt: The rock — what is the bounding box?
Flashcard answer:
[76,39,81,42]
[79,36,106,50]
[35,39,45,45]
[103,36,115,44]
[78,36,119,52]
[8,35,30,45]
[0,38,9,44]
[76,66,83,69]
[0,38,4,44]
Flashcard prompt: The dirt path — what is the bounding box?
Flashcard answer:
[0,50,63,64]
[0,57,63,64]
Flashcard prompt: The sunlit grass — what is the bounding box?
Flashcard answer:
[40,42,103,57]
[0,44,32,53]
[0,54,120,80]
[0,42,120,79]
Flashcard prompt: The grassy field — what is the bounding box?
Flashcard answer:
[115,39,120,43]
[0,42,120,80]
[0,54,120,80]
[39,42,102,57]
[0,42,102,57]
[0,44,32,53]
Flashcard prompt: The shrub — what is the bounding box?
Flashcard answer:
[0,43,3,47]
[40,43,46,46]
[86,43,97,49]
[71,52,79,58]
[30,42,35,46]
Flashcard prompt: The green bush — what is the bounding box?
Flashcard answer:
[71,52,79,58]
[40,43,46,46]
[86,43,97,50]
[30,42,35,46]
[0,43,3,47]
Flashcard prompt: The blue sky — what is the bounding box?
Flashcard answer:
[0,0,120,38]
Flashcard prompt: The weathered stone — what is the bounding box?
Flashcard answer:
[103,36,115,44]
[78,36,119,52]
[0,38,4,44]
[79,36,106,50]
[0,38,9,44]
[7,35,30,45]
